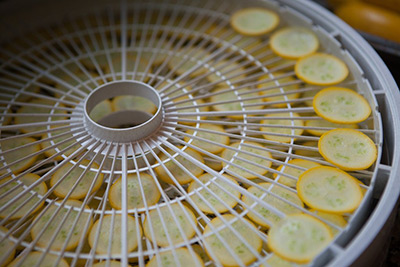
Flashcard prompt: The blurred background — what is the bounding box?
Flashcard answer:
[313,0,400,86]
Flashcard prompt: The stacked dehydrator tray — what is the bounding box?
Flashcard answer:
[0,0,399,266]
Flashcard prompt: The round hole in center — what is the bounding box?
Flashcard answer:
[89,94,158,129]
[84,81,163,143]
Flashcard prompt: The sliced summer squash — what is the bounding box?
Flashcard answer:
[318,128,377,170]
[206,60,247,84]
[241,183,303,229]
[31,200,92,251]
[88,214,142,255]
[108,172,161,210]
[112,95,157,115]
[203,214,262,266]
[40,128,79,161]
[154,147,204,185]
[257,72,300,108]
[270,27,319,59]
[143,203,197,247]
[0,173,47,220]
[210,87,264,119]
[188,173,241,214]
[0,226,16,266]
[146,248,204,267]
[295,53,348,85]
[260,113,304,143]
[184,124,230,154]
[221,141,273,179]
[297,166,363,213]
[89,99,113,122]
[167,47,209,78]
[313,87,371,124]
[50,160,104,199]
[0,136,40,175]
[260,254,298,267]
[268,214,333,263]
[230,8,279,36]
[14,98,68,136]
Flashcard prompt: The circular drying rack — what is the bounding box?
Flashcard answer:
[0,0,399,266]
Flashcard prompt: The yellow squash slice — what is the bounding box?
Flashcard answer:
[108,172,161,210]
[88,214,142,255]
[0,173,47,220]
[15,85,40,102]
[50,160,104,199]
[242,183,303,229]
[206,60,247,84]
[204,157,223,171]
[0,226,16,266]
[203,214,262,266]
[297,166,363,213]
[260,113,304,143]
[270,27,319,59]
[184,124,230,154]
[40,128,79,161]
[112,95,157,115]
[31,200,92,251]
[260,254,297,267]
[210,87,264,119]
[258,72,300,108]
[143,203,197,247]
[154,147,204,185]
[230,8,279,36]
[221,141,273,179]
[169,96,209,126]
[192,244,211,265]
[146,248,204,267]
[168,47,209,78]
[14,98,68,136]
[313,87,371,124]
[268,214,333,263]
[318,128,377,170]
[0,136,40,175]
[188,173,241,214]
[89,99,113,122]
[295,53,348,85]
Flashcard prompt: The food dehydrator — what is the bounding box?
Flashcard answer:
[0,0,399,266]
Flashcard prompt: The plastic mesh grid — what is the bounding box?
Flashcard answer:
[0,0,381,266]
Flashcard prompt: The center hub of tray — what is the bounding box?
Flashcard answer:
[84,81,163,143]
